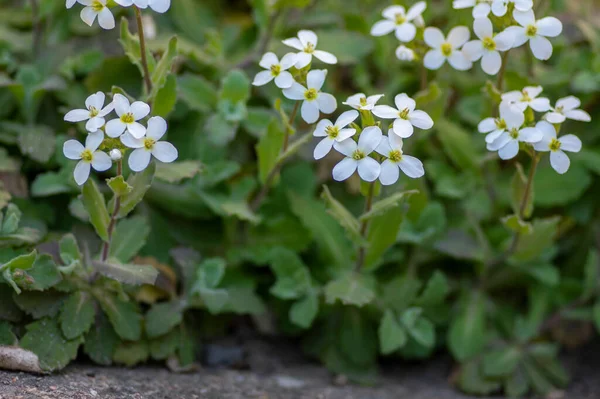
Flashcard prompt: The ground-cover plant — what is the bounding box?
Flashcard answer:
[0,0,599,397]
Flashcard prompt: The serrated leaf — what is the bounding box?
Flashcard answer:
[113,340,149,367]
[60,291,95,339]
[107,176,133,197]
[325,273,375,307]
[116,162,156,218]
[502,214,533,235]
[268,248,311,300]
[150,329,179,360]
[92,260,158,286]
[256,119,284,184]
[149,36,178,99]
[513,217,560,262]
[59,234,81,266]
[379,309,407,355]
[220,69,250,103]
[145,301,183,339]
[155,161,202,183]
[359,190,418,221]
[13,290,65,318]
[363,204,404,271]
[448,291,487,362]
[417,270,449,307]
[321,185,362,244]
[290,293,318,329]
[81,179,110,242]
[109,216,150,263]
[0,250,36,271]
[84,312,119,366]
[483,347,522,377]
[97,294,142,341]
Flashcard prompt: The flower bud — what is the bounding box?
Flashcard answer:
[395,45,415,62]
[110,149,122,161]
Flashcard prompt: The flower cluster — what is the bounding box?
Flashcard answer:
[63,92,178,185]
[66,0,171,30]
[479,87,590,174]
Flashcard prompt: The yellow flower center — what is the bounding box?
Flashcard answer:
[325,126,339,139]
[395,13,406,25]
[389,149,403,163]
[270,64,281,76]
[495,118,507,129]
[441,43,453,57]
[526,24,537,37]
[121,113,135,124]
[352,149,365,161]
[91,0,104,12]
[359,97,368,107]
[144,138,156,151]
[398,108,410,120]
[509,128,519,139]
[549,138,561,152]
[483,37,496,51]
[89,106,99,117]
[520,90,532,102]
[304,88,318,101]
[304,43,315,54]
[555,106,564,113]
[81,149,94,162]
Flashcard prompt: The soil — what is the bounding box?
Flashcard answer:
[0,338,599,399]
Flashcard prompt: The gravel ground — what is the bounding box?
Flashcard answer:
[0,339,599,399]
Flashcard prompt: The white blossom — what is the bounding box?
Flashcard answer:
[282,69,337,124]
[114,0,171,13]
[487,117,542,160]
[544,96,591,124]
[478,102,523,144]
[343,93,384,111]
[109,149,122,161]
[502,86,551,113]
[105,94,150,139]
[462,18,514,75]
[533,121,581,174]
[253,52,297,89]
[332,126,382,182]
[504,9,562,60]
[313,110,359,160]
[64,92,114,133]
[452,0,492,18]
[491,0,533,17]
[373,93,434,138]
[396,45,416,61]
[63,131,111,185]
[423,26,472,70]
[120,116,178,172]
[79,0,115,30]
[375,133,424,185]
[66,0,78,8]
[282,30,337,69]
[370,2,427,42]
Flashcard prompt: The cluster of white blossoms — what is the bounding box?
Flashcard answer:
[253,30,338,124]
[479,87,590,174]
[316,93,431,186]
[63,92,178,185]
[453,0,532,18]
[66,0,170,30]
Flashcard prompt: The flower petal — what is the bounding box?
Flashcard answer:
[74,161,91,186]
[494,29,515,51]
[358,126,383,154]
[282,83,307,101]
[504,26,528,47]
[336,110,359,128]
[316,93,337,114]
[488,132,512,151]
[529,97,551,112]
[536,17,562,37]
[343,93,365,109]
[276,72,293,89]
[372,105,399,119]
[307,69,327,91]
[394,94,416,112]
[313,50,337,64]
[113,94,130,116]
[478,117,497,133]
[130,101,150,120]
[280,53,298,70]
[379,160,400,186]
[399,155,425,178]
[550,150,570,174]
[65,109,90,122]
[91,151,112,171]
[453,0,475,9]
[120,132,144,149]
[448,52,472,70]
[565,109,591,122]
[491,0,508,17]
[336,128,356,142]
[149,0,171,13]
[406,1,426,20]
[332,158,358,181]
[86,92,105,110]
[146,116,167,140]
[97,7,115,30]
[498,139,519,160]
[529,35,553,60]
[294,52,312,69]
[152,141,178,163]
[127,121,147,139]
[409,110,434,130]
[395,23,417,42]
[472,3,491,18]
[298,30,318,47]
[85,130,105,151]
[393,118,414,138]
[424,27,445,48]
[301,100,320,124]
[555,96,580,111]
[375,136,393,157]
[481,50,502,75]
[314,119,332,137]
[80,7,97,27]
[105,119,126,138]
[253,70,274,86]
[129,148,152,172]
[544,112,566,124]
[518,127,542,143]
[282,38,303,51]
[63,140,84,160]
[473,17,493,40]
[333,138,358,157]
[313,137,334,160]
[559,134,582,153]
[463,40,484,61]
[447,26,470,48]
[357,157,381,182]
[513,9,535,27]
[423,49,446,70]
[382,5,406,20]
[513,0,533,11]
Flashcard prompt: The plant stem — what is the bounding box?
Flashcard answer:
[250,101,300,211]
[496,51,510,92]
[29,0,41,56]
[134,6,153,94]
[355,182,376,271]
[101,160,123,262]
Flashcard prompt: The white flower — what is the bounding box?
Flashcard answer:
[544,96,591,124]
[533,121,582,174]
[372,93,434,138]
[504,9,562,60]
[396,45,416,61]
[491,0,533,17]
[332,126,382,182]
[478,102,523,144]
[423,26,472,70]
[252,52,297,89]
[63,131,111,186]
[501,86,551,113]
[370,2,427,42]
[148,0,170,13]
[114,0,147,7]
[313,110,359,160]
[109,149,122,161]
[375,133,424,185]
[282,30,337,69]
[452,0,492,18]
[105,94,150,139]
[66,0,78,8]
[462,18,514,75]
[79,0,115,30]
[282,69,337,124]
[343,93,384,111]
[64,92,115,133]
[120,117,178,172]
[487,117,542,160]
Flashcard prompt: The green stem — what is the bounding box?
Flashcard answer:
[101,160,123,262]
[355,182,376,271]
[30,0,41,56]
[496,50,510,92]
[134,6,153,94]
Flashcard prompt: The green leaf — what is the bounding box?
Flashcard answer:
[405,317,435,348]
[59,234,81,266]
[448,292,487,361]
[149,36,178,98]
[31,171,75,197]
[119,17,156,79]
[197,288,229,314]
[502,214,533,235]
[363,204,403,270]
[116,162,156,218]
[513,217,560,262]
[97,294,142,341]
[289,293,318,329]
[359,190,418,221]
[24,254,63,291]
[17,125,55,163]
[583,250,599,300]
[435,118,481,172]
[13,290,65,318]
[505,366,530,398]
[60,292,95,339]
[150,329,179,360]
[197,257,226,289]
[379,310,407,355]
[256,119,284,184]
[511,163,534,219]
[0,250,36,271]
[321,185,362,244]
[483,347,522,377]
[153,73,178,117]
[220,69,250,104]
[593,301,600,333]
[155,161,202,184]
[109,216,150,263]
[145,301,184,339]
[534,163,591,207]
[458,360,502,395]
[84,312,119,366]
[268,248,311,300]
[107,176,133,197]
[417,271,449,307]
[113,340,150,367]
[313,30,373,64]
[20,318,83,372]
[0,321,16,345]
[177,74,218,112]
[398,202,446,245]
[81,179,110,242]
[92,260,158,286]
[1,204,21,235]
[325,273,376,307]
[523,358,555,395]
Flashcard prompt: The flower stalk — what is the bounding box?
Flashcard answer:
[101,159,122,262]
[355,182,376,271]
[134,6,153,93]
